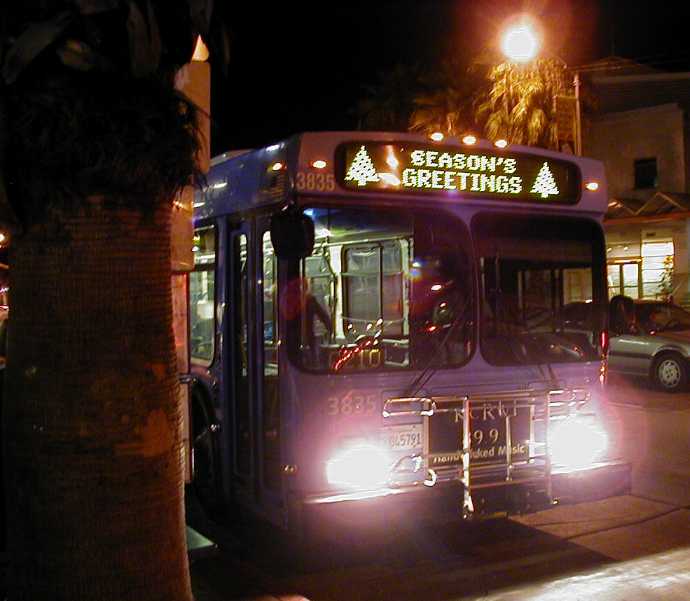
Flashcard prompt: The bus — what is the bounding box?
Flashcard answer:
[186,131,630,535]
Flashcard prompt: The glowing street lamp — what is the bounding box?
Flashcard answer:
[501,22,539,63]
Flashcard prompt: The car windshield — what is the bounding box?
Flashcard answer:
[286,205,474,372]
[636,303,690,333]
[474,213,605,366]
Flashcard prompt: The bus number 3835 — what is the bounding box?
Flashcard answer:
[326,395,377,416]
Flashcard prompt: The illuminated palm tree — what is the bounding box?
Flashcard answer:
[0,2,223,599]
[474,57,570,148]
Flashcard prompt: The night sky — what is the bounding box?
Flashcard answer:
[210,0,690,154]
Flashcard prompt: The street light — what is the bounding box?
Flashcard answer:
[500,20,582,155]
[501,22,539,63]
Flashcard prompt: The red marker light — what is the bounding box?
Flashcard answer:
[600,330,609,355]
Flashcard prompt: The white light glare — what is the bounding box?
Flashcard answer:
[501,23,539,63]
[326,442,392,489]
[550,416,608,470]
[386,155,399,169]
[378,173,401,186]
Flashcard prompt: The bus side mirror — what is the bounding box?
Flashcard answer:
[270,206,314,259]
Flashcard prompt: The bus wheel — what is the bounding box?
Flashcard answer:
[652,353,687,392]
[191,392,221,518]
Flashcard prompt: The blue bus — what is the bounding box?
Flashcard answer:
[186,131,629,534]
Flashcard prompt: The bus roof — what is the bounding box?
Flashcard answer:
[194,132,608,220]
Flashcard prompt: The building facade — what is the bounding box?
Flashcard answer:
[584,59,690,306]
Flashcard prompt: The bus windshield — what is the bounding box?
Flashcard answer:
[286,206,474,372]
[475,214,604,366]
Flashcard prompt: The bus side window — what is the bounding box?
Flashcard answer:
[190,226,216,364]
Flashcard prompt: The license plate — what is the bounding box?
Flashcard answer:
[382,424,423,451]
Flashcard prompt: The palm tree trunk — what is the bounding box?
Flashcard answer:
[3,197,192,601]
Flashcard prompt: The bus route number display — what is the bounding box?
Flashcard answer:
[338,142,580,203]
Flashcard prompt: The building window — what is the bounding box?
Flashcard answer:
[634,158,657,189]
[607,240,674,300]
[607,261,640,299]
[641,239,674,299]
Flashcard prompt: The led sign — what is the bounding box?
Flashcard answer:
[339,142,580,203]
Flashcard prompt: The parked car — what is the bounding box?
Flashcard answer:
[608,299,690,392]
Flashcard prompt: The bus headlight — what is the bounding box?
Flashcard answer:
[550,416,608,470]
[326,442,392,489]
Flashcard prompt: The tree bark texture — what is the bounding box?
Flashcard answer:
[3,198,192,600]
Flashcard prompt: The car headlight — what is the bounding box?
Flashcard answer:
[550,416,608,470]
[326,442,392,490]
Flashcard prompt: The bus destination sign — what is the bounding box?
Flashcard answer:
[339,142,580,204]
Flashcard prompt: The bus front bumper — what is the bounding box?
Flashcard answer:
[299,459,631,529]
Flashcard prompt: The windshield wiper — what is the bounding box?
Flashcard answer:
[401,294,472,399]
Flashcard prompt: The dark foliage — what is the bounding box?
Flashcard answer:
[0,1,225,228]
[1,1,216,82]
[4,69,201,225]
[356,63,424,132]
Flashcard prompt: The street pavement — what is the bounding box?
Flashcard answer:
[605,371,690,505]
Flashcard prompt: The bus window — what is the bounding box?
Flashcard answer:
[304,253,334,329]
[190,226,216,364]
[287,206,474,372]
[263,236,277,353]
[262,233,281,490]
[476,214,603,366]
[563,267,593,303]
[343,241,404,339]
[299,250,335,367]
[234,233,251,476]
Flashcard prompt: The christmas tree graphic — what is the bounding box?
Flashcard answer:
[530,162,560,198]
[345,145,380,187]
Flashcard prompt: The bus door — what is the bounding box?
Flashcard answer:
[228,224,254,507]
[227,220,283,523]
[257,223,283,521]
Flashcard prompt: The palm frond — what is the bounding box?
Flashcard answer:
[473,56,570,147]
[1,11,74,83]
